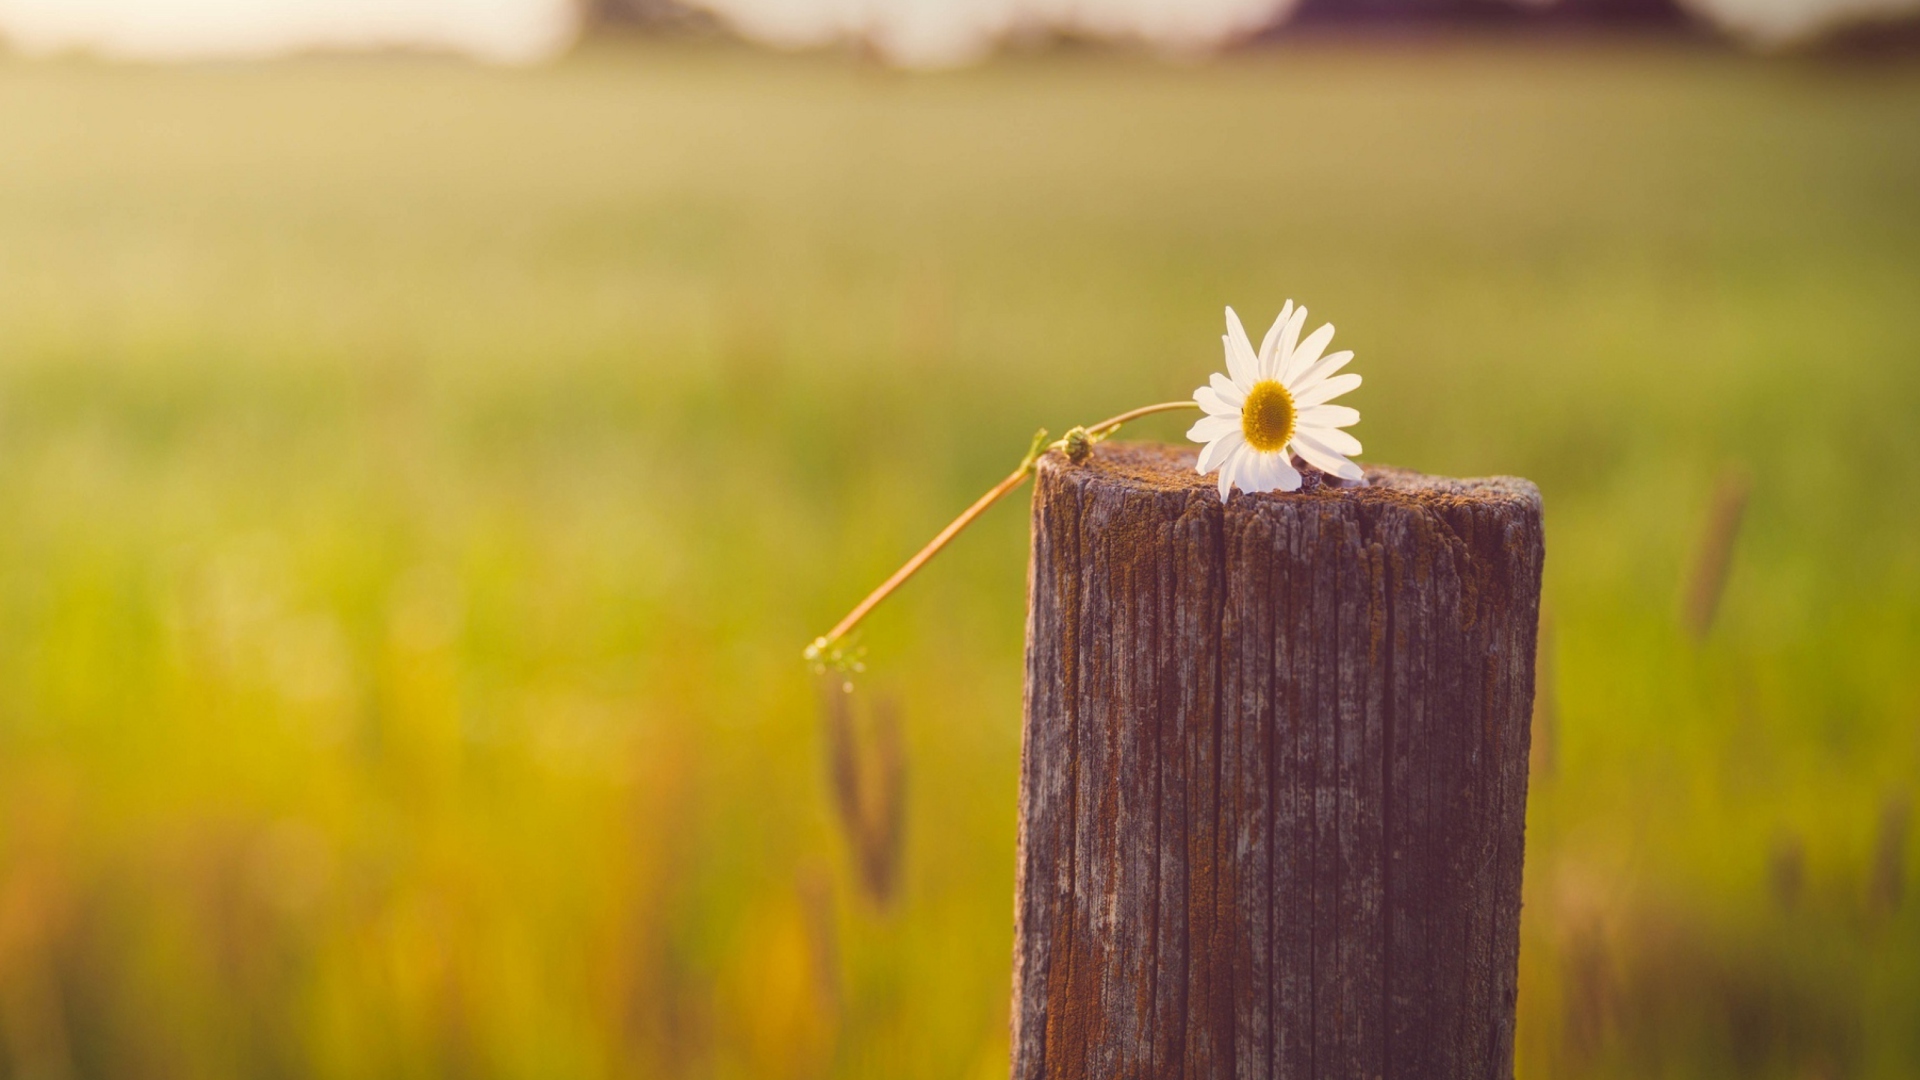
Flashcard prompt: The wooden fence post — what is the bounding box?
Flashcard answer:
[1012,443,1544,1080]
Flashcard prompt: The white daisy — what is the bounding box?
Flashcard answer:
[1187,302,1364,500]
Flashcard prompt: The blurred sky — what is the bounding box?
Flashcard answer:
[0,0,1915,68]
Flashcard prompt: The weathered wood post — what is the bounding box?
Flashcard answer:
[1012,443,1544,1080]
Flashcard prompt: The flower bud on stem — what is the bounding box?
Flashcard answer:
[805,400,1198,666]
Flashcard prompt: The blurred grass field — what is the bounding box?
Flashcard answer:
[0,35,1917,1079]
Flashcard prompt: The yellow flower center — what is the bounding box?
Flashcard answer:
[1240,379,1296,453]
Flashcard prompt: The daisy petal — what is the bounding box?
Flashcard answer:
[1278,304,1307,369]
[1299,403,1360,429]
[1224,308,1259,388]
[1209,373,1246,409]
[1238,449,1259,488]
[1292,430,1364,480]
[1257,301,1293,379]
[1278,458,1303,492]
[1297,422,1361,456]
[1237,451,1275,494]
[1292,350,1354,393]
[1190,384,1236,413]
[1221,335,1258,392]
[1245,450,1302,494]
[1190,378,1236,411]
[1282,323,1336,386]
[1217,449,1240,501]
[1188,414,1240,443]
[1197,431,1244,475]
[1295,372,1361,409]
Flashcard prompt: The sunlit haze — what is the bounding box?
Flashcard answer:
[0,0,579,63]
[0,0,1915,66]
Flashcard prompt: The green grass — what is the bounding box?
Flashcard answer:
[0,37,1916,1078]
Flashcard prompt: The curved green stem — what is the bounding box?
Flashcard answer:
[1085,399,1202,437]
[805,401,1201,664]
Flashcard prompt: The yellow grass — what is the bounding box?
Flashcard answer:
[0,37,1915,1078]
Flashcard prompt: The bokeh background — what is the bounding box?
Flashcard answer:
[1,2,1918,1077]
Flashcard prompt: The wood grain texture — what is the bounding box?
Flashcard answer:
[1011,443,1544,1080]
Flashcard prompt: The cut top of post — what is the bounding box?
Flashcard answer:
[1039,441,1541,518]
